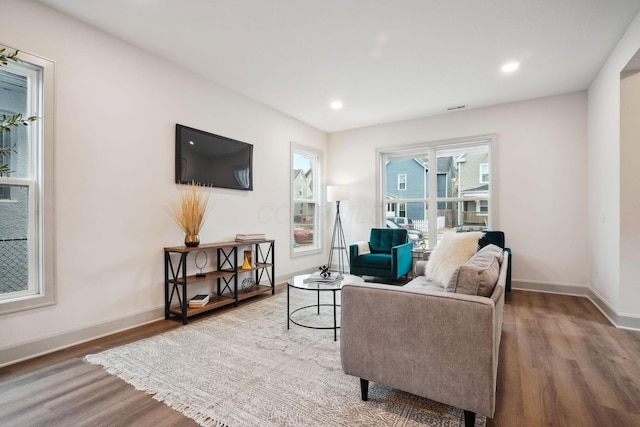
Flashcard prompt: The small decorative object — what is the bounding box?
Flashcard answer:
[169,181,210,247]
[303,265,341,283]
[318,264,331,278]
[241,277,257,293]
[194,250,208,278]
[242,250,255,269]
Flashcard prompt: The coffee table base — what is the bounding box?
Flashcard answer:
[287,273,364,342]
[288,302,340,341]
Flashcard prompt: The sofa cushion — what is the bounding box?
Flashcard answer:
[446,250,500,296]
[403,276,445,291]
[425,231,483,285]
[352,253,392,269]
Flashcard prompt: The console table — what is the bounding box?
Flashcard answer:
[164,239,275,324]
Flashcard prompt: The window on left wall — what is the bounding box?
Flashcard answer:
[291,143,322,257]
[0,46,55,314]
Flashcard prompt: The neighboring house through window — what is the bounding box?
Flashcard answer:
[0,129,12,200]
[0,46,55,314]
[399,203,406,217]
[291,143,323,256]
[379,136,494,248]
[479,163,489,183]
[398,174,407,190]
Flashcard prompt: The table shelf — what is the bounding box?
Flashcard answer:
[164,239,275,324]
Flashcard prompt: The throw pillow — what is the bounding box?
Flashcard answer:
[476,243,504,264]
[356,241,371,255]
[446,251,500,296]
[425,231,483,285]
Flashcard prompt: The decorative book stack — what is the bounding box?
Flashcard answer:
[189,294,210,308]
[303,271,342,283]
[235,233,266,242]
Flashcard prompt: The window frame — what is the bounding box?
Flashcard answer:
[0,46,55,315]
[290,142,323,257]
[377,135,496,248]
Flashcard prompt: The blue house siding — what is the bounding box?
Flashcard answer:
[386,159,426,220]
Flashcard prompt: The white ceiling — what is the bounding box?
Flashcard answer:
[38,0,640,132]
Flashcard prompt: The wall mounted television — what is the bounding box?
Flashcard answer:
[175,124,253,190]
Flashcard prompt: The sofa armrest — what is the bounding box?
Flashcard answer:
[391,242,412,274]
[414,260,428,276]
[504,247,512,291]
[349,243,360,259]
[341,283,500,417]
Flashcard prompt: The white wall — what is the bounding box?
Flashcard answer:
[588,10,640,324]
[328,92,589,288]
[0,0,327,364]
[621,70,640,317]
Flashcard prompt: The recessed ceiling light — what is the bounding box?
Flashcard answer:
[330,101,343,110]
[501,61,520,73]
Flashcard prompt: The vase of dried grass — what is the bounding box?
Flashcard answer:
[185,234,200,247]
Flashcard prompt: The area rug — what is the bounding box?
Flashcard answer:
[85,290,485,427]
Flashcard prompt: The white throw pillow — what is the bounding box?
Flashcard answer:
[356,241,371,255]
[425,231,484,285]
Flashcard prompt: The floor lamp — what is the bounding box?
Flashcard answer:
[327,185,350,277]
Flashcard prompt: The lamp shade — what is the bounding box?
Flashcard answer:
[327,185,349,202]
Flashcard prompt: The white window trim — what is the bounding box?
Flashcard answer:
[290,142,323,257]
[0,46,55,315]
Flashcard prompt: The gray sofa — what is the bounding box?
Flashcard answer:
[341,241,509,427]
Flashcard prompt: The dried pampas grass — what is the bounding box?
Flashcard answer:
[169,182,210,235]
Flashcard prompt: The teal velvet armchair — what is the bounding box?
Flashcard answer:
[349,228,412,279]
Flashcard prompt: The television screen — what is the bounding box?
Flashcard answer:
[175,124,253,190]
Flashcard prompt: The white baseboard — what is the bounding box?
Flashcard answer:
[511,280,640,331]
[1,278,290,368]
[0,306,165,368]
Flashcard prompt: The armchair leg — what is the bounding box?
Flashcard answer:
[360,378,369,401]
[463,410,476,427]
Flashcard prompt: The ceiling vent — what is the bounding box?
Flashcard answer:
[446,104,468,111]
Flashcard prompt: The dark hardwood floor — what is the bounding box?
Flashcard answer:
[1,290,639,426]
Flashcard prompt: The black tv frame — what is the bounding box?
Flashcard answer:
[175,124,253,191]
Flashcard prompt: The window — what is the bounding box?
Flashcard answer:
[479,163,489,183]
[291,143,322,256]
[0,46,55,314]
[398,174,407,190]
[386,202,396,216]
[378,136,494,248]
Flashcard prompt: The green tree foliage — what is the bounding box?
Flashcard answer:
[0,49,39,177]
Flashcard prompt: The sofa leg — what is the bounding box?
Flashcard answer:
[360,378,369,401]
[463,410,475,427]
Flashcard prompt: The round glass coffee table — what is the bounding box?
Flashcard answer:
[287,273,364,341]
